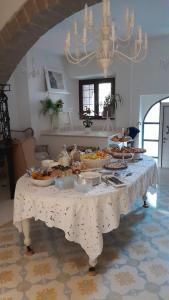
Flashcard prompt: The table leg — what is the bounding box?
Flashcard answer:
[22,219,34,255]
[142,193,149,208]
[88,257,97,276]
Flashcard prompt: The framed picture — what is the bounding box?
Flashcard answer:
[45,69,68,94]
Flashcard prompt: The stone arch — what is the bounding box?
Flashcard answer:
[0,0,101,83]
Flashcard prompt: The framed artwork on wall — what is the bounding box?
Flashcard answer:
[45,68,68,94]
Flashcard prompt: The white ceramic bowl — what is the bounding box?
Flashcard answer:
[41,159,54,168]
[133,153,143,160]
[79,171,101,186]
[30,177,54,187]
[81,156,111,169]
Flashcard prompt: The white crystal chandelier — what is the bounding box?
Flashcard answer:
[64,0,148,77]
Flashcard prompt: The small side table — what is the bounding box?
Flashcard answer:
[0,142,15,199]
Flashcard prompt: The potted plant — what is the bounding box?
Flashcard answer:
[40,97,64,130]
[103,93,124,118]
[81,106,93,129]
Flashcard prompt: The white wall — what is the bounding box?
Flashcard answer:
[131,36,169,126]
[0,0,27,30]
[26,46,77,138]
[63,56,131,129]
[8,56,31,130]
[7,35,169,140]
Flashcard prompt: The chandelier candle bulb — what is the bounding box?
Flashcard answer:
[130,10,135,28]
[145,33,148,50]
[107,0,110,16]
[103,0,106,14]
[74,20,78,35]
[125,8,129,25]
[112,23,116,41]
[138,26,142,44]
[134,40,138,56]
[84,4,88,25]
[89,9,93,27]
[66,32,70,49]
[83,27,87,44]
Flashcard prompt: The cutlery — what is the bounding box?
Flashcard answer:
[125,172,132,177]
[101,177,112,186]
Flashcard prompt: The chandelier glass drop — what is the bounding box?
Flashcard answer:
[64,0,148,77]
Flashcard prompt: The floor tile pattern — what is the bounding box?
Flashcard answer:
[0,177,169,299]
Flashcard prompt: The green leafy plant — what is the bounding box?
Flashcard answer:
[81,106,93,128]
[103,94,124,117]
[40,97,63,115]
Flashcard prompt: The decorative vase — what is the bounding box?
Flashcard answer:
[103,105,116,118]
[49,114,58,131]
[84,127,91,133]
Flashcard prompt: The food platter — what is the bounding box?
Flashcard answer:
[111,135,131,142]
[104,161,128,170]
[111,146,146,154]
[112,152,134,160]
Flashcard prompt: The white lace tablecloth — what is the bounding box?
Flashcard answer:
[13,156,158,262]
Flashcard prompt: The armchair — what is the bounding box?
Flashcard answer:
[12,128,50,181]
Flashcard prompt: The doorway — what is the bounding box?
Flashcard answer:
[159,103,169,167]
[142,98,169,166]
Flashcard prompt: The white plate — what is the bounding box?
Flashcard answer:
[30,178,54,187]
[41,159,54,168]
[79,171,101,186]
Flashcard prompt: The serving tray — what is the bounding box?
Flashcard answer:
[104,162,128,170]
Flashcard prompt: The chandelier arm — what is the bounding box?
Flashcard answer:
[117,27,134,43]
[65,50,81,64]
[79,53,96,67]
[116,51,147,63]
[114,46,147,62]
[83,44,89,57]
[65,49,96,64]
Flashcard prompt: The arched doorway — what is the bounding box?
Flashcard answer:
[0,0,101,83]
[142,98,169,166]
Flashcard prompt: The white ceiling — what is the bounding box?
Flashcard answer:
[36,0,169,55]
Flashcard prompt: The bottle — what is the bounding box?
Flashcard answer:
[70,144,81,162]
[58,145,70,167]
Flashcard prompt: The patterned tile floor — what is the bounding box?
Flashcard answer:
[0,168,169,299]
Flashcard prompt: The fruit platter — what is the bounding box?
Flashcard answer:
[80,150,111,168]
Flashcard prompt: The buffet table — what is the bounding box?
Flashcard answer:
[13,156,158,270]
